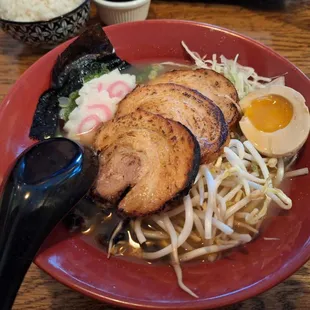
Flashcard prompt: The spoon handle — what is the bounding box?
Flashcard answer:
[0,190,59,309]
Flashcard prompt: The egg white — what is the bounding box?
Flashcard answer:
[239,85,310,157]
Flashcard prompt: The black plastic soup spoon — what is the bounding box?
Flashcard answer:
[0,138,99,309]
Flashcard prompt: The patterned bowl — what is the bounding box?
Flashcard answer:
[0,0,90,48]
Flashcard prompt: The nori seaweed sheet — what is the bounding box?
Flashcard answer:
[56,55,129,98]
[52,24,114,89]
[29,89,59,140]
[29,24,131,141]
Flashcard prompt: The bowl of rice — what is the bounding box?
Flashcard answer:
[0,0,91,48]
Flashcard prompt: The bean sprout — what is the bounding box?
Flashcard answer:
[215,156,223,168]
[203,167,216,239]
[230,232,252,243]
[142,229,168,240]
[193,212,205,239]
[143,195,194,260]
[223,184,243,202]
[229,139,245,159]
[234,190,243,202]
[134,218,146,244]
[248,181,292,209]
[163,214,198,298]
[194,170,202,185]
[285,167,309,178]
[244,141,270,180]
[152,215,192,251]
[198,177,205,206]
[225,190,263,220]
[108,220,123,258]
[235,221,259,234]
[275,158,284,186]
[216,195,226,218]
[179,244,239,262]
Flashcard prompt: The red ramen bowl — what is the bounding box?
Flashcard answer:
[0,20,309,310]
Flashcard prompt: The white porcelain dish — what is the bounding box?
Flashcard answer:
[93,0,151,25]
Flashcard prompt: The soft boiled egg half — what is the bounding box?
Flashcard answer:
[239,85,310,157]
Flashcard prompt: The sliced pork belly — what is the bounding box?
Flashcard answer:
[149,69,240,128]
[116,83,228,163]
[93,110,200,217]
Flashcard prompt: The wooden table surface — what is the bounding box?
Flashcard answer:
[0,1,309,309]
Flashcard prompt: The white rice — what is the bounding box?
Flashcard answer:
[0,0,85,22]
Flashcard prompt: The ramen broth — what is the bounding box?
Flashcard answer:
[62,62,293,263]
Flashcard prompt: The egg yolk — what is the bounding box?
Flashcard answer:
[244,94,293,133]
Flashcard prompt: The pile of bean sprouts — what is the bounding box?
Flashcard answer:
[108,139,307,298]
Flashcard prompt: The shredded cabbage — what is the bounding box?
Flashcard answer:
[181,41,286,99]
